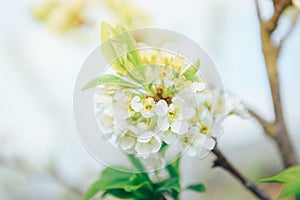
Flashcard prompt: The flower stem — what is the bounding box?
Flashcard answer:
[212,147,271,200]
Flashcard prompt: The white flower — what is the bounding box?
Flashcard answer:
[118,134,136,151]
[99,108,114,135]
[177,127,201,156]
[174,78,187,91]
[197,134,216,159]
[135,135,162,157]
[192,82,206,93]
[225,94,249,118]
[111,89,134,132]
[159,130,177,145]
[155,98,195,135]
[177,127,216,157]
[140,97,156,118]
[130,96,143,112]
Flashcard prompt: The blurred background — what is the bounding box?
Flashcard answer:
[0,0,299,199]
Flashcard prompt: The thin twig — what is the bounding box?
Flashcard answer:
[255,0,297,168]
[212,147,271,200]
[248,108,275,137]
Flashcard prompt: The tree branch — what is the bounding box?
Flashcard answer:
[255,0,297,168]
[247,108,275,137]
[212,147,271,200]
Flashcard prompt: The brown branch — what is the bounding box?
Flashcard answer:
[255,0,297,168]
[248,108,275,136]
[212,147,271,200]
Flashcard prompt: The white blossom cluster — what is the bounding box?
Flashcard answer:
[94,63,225,159]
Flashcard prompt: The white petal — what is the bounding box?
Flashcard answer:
[193,82,205,92]
[141,110,154,118]
[114,118,128,131]
[150,137,162,153]
[171,120,189,135]
[181,106,195,120]
[128,125,138,135]
[138,136,152,143]
[137,123,148,132]
[138,131,155,143]
[186,147,198,156]
[155,100,168,117]
[199,134,216,150]
[157,117,170,131]
[112,103,130,119]
[119,135,135,150]
[160,131,176,145]
[203,137,216,150]
[135,142,151,154]
[130,96,142,112]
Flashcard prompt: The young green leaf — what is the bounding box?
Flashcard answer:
[278,179,300,199]
[260,166,300,183]
[84,168,133,200]
[166,157,180,178]
[81,74,139,90]
[101,22,128,76]
[186,183,206,193]
[156,178,181,193]
[102,189,136,199]
[85,167,155,200]
[101,22,146,82]
[261,166,300,199]
[182,59,200,80]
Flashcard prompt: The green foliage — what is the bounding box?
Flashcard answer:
[182,59,200,81]
[261,166,300,199]
[101,22,144,81]
[84,157,203,200]
[81,74,139,90]
[186,183,206,193]
[84,167,155,200]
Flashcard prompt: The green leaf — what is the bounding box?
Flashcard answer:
[102,189,136,199]
[100,22,144,82]
[101,22,128,76]
[261,166,300,183]
[114,24,143,67]
[186,183,206,193]
[126,154,146,173]
[100,167,132,180]
[182,59,200,80]
[85,167,155,200]
[261,166,300,199]
[84,168,133,200]
[166,157,180,179]
[279,179,300,199]
[156,178,181,194]
[81,74,139,90]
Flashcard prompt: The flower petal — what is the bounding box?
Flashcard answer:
[160,131,177,145]
[192,82,205,92]
[119,135,135,150]
[157,117,170,131]
[112,102,130,119]
[130,96,142,112]
[181,106,195,120]
[155,100,168,117]
[171,120,189,135]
